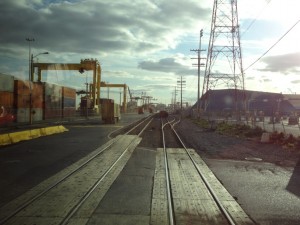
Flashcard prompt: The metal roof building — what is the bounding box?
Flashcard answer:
[195,89,300,116]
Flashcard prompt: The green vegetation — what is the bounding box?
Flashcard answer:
[192,119,264,138]
[215,121,264,138]
[270,131,300,151]
[192,118,210,129]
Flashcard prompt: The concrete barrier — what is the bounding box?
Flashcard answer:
[0,125,68,146]
[9,130,32,143]
[30,129,42,139]
[0,134,11,146]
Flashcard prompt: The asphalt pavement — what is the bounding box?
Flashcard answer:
[0,113,148,208]
[205,158,300,225]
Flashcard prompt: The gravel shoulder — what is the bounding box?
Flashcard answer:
[177,118,300,168]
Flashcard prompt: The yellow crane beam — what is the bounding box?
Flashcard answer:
[32,59,101,109]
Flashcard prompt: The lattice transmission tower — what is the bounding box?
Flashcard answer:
[202,0,245,111]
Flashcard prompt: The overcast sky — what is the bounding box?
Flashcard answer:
[1,0,300,105]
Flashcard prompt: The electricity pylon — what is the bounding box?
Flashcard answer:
[202,0,245,112]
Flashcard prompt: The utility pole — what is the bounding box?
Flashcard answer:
[177,76,186,111]
[26,38,34,125]
[203,0,245,114]
[26,38,34,81]
[174,86,178,111]
[191,29,205,116]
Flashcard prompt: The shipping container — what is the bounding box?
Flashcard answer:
[16,108,43,123]
[63,87,76,98]
[31,108,43,121]
[14,80,44,108]
[62,96,76,118]
[14,80,31,95]
[62,87,76,118]
[101,99,121,124]
[0,90,15,126]
[63,97,76,108]
[16,108,29,123]
[44,83,62,97]
[0,91,14,110]
[44,83,62,119]
[63,108,76,117]
[14,93,30,108]
[44,108,62,120]
[32,82,44,108]
[0,73,14,92]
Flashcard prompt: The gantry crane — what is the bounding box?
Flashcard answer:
[32,59,101,109]
[100,82,127,113]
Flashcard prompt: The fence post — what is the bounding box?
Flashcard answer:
[281,121,286,135]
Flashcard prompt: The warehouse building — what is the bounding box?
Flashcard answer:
[195,89,300,116]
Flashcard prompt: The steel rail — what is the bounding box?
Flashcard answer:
[0,140,116,225]
[60,117,153,225]
[107,114,152,139]
[138,118,153,137]
[170,118,236,225]
[0,116,152,225]
[161,118,175,225]
[126,114,153,135]
[60,145,131,225]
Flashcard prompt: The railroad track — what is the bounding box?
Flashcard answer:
[150,116,254,225]
[0,116,153,225]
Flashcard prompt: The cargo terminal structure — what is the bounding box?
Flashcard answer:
[0,58,127,125]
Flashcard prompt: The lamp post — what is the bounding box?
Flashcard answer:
[26,38,35,81]
[29,49,49,125]
[31,52,49,81]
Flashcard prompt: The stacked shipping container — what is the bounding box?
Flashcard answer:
[14,80,44,122]
[0,73,14,114]
[44,83,62,120]
[62,87,76,117]
[0,73,77,124]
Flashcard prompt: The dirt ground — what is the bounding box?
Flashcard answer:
[177,118,300,168]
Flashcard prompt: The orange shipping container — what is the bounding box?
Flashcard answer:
[63,108,76,118]
[14,80,44,109]
[14,93,30,108]
[32,83,44,108]
[44,108,62,120]
[32,83,44,98]
[14,80,31,95]
[0,91,14,110]
[63,87,76,98]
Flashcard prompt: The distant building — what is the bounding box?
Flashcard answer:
[194,89,300,116]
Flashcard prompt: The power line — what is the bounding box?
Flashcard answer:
[241,0,272,37]
[245,19,300,71]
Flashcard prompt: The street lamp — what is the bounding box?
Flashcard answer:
[26,38,35,81]
[31,52,49,81]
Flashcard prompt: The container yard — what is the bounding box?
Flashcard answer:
[0,73,97,125]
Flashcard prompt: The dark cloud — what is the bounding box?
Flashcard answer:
[138,57,194,76]
[258,52,300,74]
[0,0,210,56]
